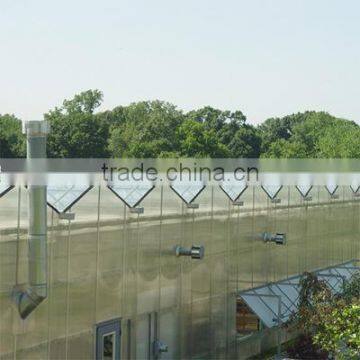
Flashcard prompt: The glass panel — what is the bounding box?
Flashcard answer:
[47,185,93,213]
[108,180,154,208]
[170,180,205,204]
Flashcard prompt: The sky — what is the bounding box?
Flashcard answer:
[1,0,359,125]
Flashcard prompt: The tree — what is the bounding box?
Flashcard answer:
[313,301,360,359]
[228,125,262,158]
[316,123,360,158]
[0,114,25,157]
[177,119,230,157]
[259,112,312,154]
[62,89,103,115]
[288,272,360,359]
[45,90,110,157]
[108,101,184,157]
[260,111,360,158]
[185,106,261,157]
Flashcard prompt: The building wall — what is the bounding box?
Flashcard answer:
[0,185,359,359]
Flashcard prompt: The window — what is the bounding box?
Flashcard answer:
[96,319,121,360]
[103,332,115,359]
[236,298,260,335]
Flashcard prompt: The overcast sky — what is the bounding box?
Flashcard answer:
[1,0,359,124]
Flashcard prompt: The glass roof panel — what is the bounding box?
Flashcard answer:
[239,261,357,328]
[261,185,283,199]
[241,292,278,328]
[296,185,313,198]
[170,180,205,204]
[47,186,93,213]
[0,184,14,198]
[47,173,93,213]
[220,175,247,202]
[108,180,154,208]
[350,182,360,194]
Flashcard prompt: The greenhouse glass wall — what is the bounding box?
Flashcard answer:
[0,183,359,359]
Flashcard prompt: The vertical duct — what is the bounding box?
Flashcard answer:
[12,121,49,319]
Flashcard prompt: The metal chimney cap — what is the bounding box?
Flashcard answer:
[24,121,50,136]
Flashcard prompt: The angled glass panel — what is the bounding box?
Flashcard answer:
[239,262,354,329]
[295,174,313,198]
[220,174,247,202]
[240,292,278,328]
[261,185,282,200]
[317,273,342,293]
[296,185,312,198]
[108,179,154,208]
[170,180,205,204]
[47,173,93,213]
[274,283,299,308]
[0,184,14,198]
[325,184,338,196]
[0,173,14,198]
[325,175,338,195]
[350,182,360,194]
[261,173,282,199]
[269,284,297,315]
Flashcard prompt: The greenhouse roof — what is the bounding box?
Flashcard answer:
[239,260,359,328]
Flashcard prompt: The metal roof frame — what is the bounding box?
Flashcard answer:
[238,260,359,329]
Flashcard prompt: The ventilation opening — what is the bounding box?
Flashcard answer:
[236,298,260,336]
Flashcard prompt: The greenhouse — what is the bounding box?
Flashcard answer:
[0,122,359,359]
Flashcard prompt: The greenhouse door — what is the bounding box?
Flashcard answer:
[96,319,121,360]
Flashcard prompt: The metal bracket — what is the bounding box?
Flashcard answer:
[186,203,199,209]
[130,207,144,214]
[58,212,75,221]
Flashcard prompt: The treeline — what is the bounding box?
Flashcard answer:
[1,89,360,158]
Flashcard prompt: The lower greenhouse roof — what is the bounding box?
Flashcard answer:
[238,260,359,328]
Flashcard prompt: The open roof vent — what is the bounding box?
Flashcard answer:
[220,175,247,204]
[261,185,282,201]
[46,174,93,216]
[0,174,14,198]
[350,181,360,195]
[108,180,154,209]
[325,183,338,197]
[296,185,313,199]
[0,184,14,198]
[295,174,313,199]
[170,180,205,206]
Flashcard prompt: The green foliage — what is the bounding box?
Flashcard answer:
[0,114,25,157]
[313,301,360,359]
[260,111,360,158]
[342,272,360,302]
[108,101,183,157]
[45,90,110,157]
[2,89,360,158]
[177,119,230,157]
[62,89,103,115]
[291,271,360,359]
